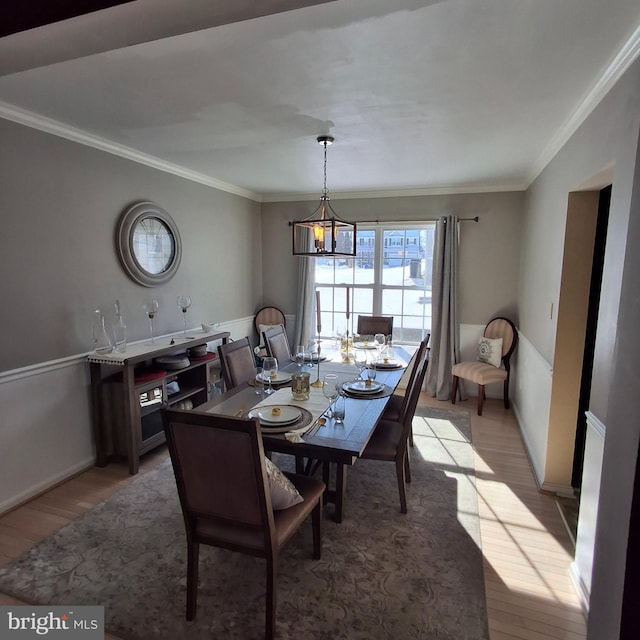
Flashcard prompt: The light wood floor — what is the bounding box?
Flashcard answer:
[0,395,586,640]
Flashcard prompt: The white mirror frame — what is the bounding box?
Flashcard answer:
[116,201,182,287]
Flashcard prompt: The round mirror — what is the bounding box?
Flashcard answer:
[116,201,182,287]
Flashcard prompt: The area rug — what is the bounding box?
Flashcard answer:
[0,406,488,640]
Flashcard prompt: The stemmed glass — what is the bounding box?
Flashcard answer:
[262,356,278,395]
[176,295,192,339]
[374,333,386,363]
[295,344,307,368]
[322,374,339,418]
[142,300,159,344]
[354,348,368,380]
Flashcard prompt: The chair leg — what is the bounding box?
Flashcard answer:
[503,377,510,409]
[312,499,322,559]
[477,384,484,416]
[409,424,414,447]
[265,552,277,640]
[404,448,412,484]
[396,457,408,514]
[186,541,199,621]
[451,375,459,404]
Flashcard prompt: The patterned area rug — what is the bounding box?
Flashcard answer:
[0,406,488,640]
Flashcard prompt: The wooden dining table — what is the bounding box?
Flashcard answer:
[199,347,411,522]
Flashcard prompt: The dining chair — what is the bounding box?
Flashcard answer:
[451,316,518,416]
[217,337,257,390]
[356,315,393,337]
[360,342,429,513]
[382,333,430,447]
[263,324,293,365]
[254,306,286,359]
[162,408,324,640]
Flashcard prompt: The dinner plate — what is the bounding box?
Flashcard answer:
[373,361,403,370]
[353,342,378,350]
[342,379,384,394]
[303,354,327,363]
[257,371,292,384]
[250,405,302,426]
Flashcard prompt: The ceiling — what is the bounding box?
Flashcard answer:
[1,0,639,202]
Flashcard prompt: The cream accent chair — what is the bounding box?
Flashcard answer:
[451,317,517,416]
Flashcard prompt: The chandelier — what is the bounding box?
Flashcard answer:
[291,136,357,257]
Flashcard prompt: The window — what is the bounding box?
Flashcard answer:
[314,223,435,345]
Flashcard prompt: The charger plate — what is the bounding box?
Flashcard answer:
[244,406,313,434]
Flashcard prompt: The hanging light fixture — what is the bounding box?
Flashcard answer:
[291,135,357,257]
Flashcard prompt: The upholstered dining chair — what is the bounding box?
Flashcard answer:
[382,333,430,447]
[263,324,293,365]
[217,337,256,390]
[162,408,324,640]
[356,315,393,337]
[360,341,429,513]
[451,316,518,416]
[254,306,286,359]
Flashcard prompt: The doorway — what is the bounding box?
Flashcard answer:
[571,184,611,489]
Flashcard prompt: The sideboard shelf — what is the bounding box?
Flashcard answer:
[88,330,229,474]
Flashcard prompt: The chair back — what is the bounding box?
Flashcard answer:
[398,340,430,430]
[255,306,286,334]
[357,315,393,337]
[263,325,292,364]
[162,409,274,550]
[484,317,518,365]
[395,336,429,418]
[218,337,257,389]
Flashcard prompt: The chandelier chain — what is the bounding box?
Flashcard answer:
[322,140,328,198]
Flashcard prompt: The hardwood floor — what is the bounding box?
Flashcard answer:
[0,396,586,640]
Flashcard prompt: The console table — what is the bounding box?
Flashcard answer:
[88,330,229,474]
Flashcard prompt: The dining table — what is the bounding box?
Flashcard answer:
[199,345,412,522]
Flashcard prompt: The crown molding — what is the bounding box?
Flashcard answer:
[261,183,527,203]
[0,101,262,202]
[527,24,640,186]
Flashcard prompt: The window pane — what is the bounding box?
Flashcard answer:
[313,223,435,344]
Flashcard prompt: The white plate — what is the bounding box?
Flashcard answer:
[252,405,302,425]
[343,380,384,394]
[257,371,292,384]
[353,342,378,350]
[373,361,403,370]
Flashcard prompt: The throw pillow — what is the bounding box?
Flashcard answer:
[478,337,503,368]
[264,457,304,510]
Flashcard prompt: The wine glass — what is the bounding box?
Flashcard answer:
[262,356,278,395]
[374,333,386,361]
[322,374,339,417]
[354,348,368,380]
[142,300,159,344]
[295,344,307,368]
[176,295,192,339]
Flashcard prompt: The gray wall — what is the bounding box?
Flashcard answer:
[260,191,524,325]
[0,119,262,372]
[520,56,640,638]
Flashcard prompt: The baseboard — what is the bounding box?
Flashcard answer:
[0,456,96,516]
[570,561,590,614]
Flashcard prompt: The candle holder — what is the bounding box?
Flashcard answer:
[310,341,323,387]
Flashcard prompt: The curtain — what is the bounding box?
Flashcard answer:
[293,253,315,350]
[426,215,463,400]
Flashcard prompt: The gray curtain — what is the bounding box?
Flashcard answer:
[293,254,314,350]
[426,215,463,400]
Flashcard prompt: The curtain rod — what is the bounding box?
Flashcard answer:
[355,216,479,224]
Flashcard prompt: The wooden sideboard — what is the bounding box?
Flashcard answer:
[88,330,229,474]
